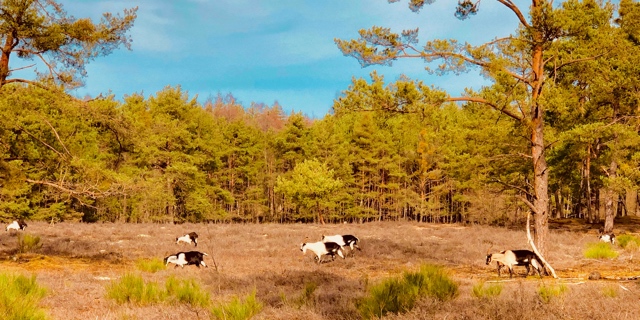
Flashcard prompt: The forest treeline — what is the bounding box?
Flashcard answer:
[1,70,639,224]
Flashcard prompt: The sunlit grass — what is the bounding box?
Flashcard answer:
[357,264,458,319]
[135,258,165,273]
[472,281,503,299]
[584,242,619,259]
[0,273,48,320]
[210,290,263,320]
[538,283,568,303]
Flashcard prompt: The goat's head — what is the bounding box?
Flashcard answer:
[485,244,494,265]
[485,253,493,265]
[300,243,307,254]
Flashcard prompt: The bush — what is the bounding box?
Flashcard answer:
[105,274,166,305]
[538,284,567,303]
[165,276,210,308]
[357,264,458,319]
[584,242,619,259]
[107,274,214,309]
[0,273,48,320]
[135,258,166,273]
[210,290,263,320]
[17,233,42,253]
[617,234,640,250]
[472,281,503,299]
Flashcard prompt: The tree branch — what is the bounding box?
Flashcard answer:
[8,63,35,72]
[42,118,72,157]
[17,125,66,159]
[496,0,530,28]
[447,96,523,121]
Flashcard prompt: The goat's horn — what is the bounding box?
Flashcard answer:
[486,245,493,254]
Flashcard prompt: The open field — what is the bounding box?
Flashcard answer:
[1,219,640,319]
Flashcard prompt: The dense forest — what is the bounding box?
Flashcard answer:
[1,0,640,227]
[0,72,638,224]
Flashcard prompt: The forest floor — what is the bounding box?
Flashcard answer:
[1,218,640,319]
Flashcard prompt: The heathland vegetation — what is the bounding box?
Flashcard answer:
[3,0,640,319]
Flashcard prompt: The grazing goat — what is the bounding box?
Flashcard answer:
[301,241,345,264]
[321,234,361,255]
[6,220,27,232]
[599,233,615,245]
[164,251,208,268]
[486,249,543,278]
[176,232,198,247]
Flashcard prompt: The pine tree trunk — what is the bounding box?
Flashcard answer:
[531,103,550,256]
[603,160,618,234]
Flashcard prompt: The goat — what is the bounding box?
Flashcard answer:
[176,232,198,247]
[486,249,543,278]
[301,241,345,264]
[599,233,615,245]
[6,220,27,232]
[321,234,361,255]
[164,251,208,268]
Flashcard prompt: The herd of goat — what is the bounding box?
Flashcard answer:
[2,220,618,278]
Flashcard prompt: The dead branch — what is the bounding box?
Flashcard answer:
[527,211,558,278]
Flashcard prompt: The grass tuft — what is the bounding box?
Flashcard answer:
[17,233,42,253]
[105,274,166,305]
[0,273,48,320]
[471,281,503,299]
[135,258,166,273]
[602,286,618,298]
[616,234,640,251]
[357,264,458,319]
[538,283,567,303]
[210,290,263,320]
[165,276,210,308]
[584,242,619,259]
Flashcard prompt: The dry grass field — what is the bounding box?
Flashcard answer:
[1,219,640,319]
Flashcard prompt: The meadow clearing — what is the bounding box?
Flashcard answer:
[1,219,640,319]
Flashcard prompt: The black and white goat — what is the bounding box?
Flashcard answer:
[301,241,345,264]
[486,249,543,278]
[164,251,208,268]
[6,220,27,232]
[599,233,615,245]
[176,232,198,247]
[321,234,361,255]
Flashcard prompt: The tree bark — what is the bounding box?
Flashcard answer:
[530,23,550,256]
[603,160,618,234]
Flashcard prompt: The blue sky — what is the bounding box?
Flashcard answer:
[61,0,520,118]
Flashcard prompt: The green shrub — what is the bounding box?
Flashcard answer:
[17,233,42,253]
[0,274,48,320]
[472,282,503,299]
[538,284,567,303]
[584,242,619,259]
[617,234,640,250]
[135,258,166,273]
[210,290,263,320]
[357,264,458,319]
[165,276,210,308]
[105,274,166,305]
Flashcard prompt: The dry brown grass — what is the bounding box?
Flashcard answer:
[0,219,639,319]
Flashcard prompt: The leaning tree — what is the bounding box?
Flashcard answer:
[335,0,617,267]
[0,0,137,89]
